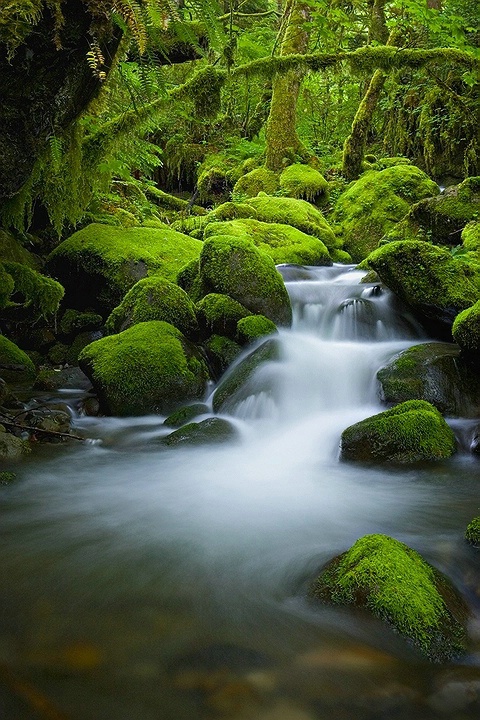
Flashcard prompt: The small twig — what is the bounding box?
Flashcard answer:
[0,417,85,442]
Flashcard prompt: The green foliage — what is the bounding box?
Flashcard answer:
[0,335,36,383]
[465,517,480,545]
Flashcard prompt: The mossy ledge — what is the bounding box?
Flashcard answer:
[309,534,469,662]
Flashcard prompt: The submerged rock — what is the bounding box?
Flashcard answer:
[340,400,456,463]
[309,534,469,662]
[163,403,209,428]
[162,418,238,446]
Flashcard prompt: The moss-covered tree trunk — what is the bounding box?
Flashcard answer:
[265,1,311,172]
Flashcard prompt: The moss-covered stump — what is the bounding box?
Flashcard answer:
[78,321,210,416]
[331,166,439,261]
[204,219,332,266]
[162,417,238,447]
[212,339,280,413]
[340,400,456,464]
[105,277,198,338]
[465,518,480,545]
[232,168,279,198]
[279,164,329,203]
[199,235,292,326]
[236,316,277,345]
[452,301,480,361]
[195,294,250,340]
[366,241,479,335]
[245,195,340,251]
[46,223,202,314]
[309,534,469,662]
[163,403,209,428]
[0,335,36,384]
[377,343,480,418]
[0,430,30,462]
[204,335,242,379]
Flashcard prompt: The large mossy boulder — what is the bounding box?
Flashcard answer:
[236,315,277,345]
[46,223,202,314]
[366,240,479,334]
[199,235,292,326]
[452,300,480,361]
[195,293,250,340]
[309,534,469,662]
[279,164,329,203]
[331,165,439,261]
[340,400,456,464]
[377,343,480,417]
[162,417,238,447]
[232,167,279,198]
[105,277,198,338]
[78,321,209,416]
[0,335,36,384]
[204,219,332,266]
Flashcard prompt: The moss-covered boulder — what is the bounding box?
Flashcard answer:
[232,167,279,198]
[2,262,64,318]
[78,321,209,416]
[309,534,469,662]
[59,309,103,337]
[46,223,202,313]
[195,293,250,340]
[208,202,259,222]
[452,300,480,361]
[105,277,198,338]
[204,219,332,266]
[366,240,479,334]
[245,195,340,250]
[0,335,36,384]
[279,164,329,203]
[204,335,242,379]
[465,518,480,545]
[0,264,14,309]
[0,430,30,462]
[331,166,439,261]
[377,343,480,418]
[236,315,277,345]
[162,417,238,446]
[0,229,37,267]
[163,403,209,428]
[199,235,292,326]
[340,400,456,464]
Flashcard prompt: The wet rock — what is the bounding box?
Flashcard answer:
[15,408,72,441]
[59,309,103,337]
[163,403,209,428]
[471,425,480,454]
[204,334,242,379]
[34,366,91,391]
[162,418,238,446]
[80,396,100,417]
[427,668,480,715]
[0,432,30,461]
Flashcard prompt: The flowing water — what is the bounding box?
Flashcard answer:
[1,266,479,720]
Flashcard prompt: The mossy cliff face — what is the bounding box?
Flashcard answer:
[279,164,329,203]
[46,223,202,314]
[366,240,479,334]
[309,534,469,662]
[203,218,332,266]
[331,165,439,261]
[340,400,457,464]
[105,277,198,338]
[452,300,480,360]
[78,321,210,416]
[0,335,36,384]
[198,235,292,327]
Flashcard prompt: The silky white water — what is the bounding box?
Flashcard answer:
[1,265,479,720]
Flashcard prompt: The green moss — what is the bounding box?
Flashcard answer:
[162,418,238,447]
[196,294,250,340]
[236,315,277,345]
[465,517,480,545]
[171,215,211,239]
[78,321,209,416]
[232,168,279,198]
[105,277,198,338]
[452,300,480,357]
[0,229,37,267]
[197,165,231,204]
[59,309,103,337]
[204,218,332,266]
[0,264,14,309]
[331,166,439,261]
[163,403,209,428]
[3,262,64,317]
[204,334,242,378]
[340,399,457,464]
[0,335,36,384]
[330,249,353,264]
[373,157,412,170]
[46,223,202,313]
[208,202,259,222]
[0,471,16,485]
[0,433,30,461]
[245,195,341,250]
[199,235,292,326]
[279,164,329,203]
[309,533,469,662]
[461,221,480,252]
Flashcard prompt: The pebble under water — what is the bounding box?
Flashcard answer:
[1,265,479,720]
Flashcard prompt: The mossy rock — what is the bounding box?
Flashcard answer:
[212,338,280,413]
[330,249,353,264]
[208,202,259,222]
[279,164,329,203]
[0,471,16,484]
[162,417,238,446]
[199,235,292,326]
[59,309,103,337]
[331,166,439,261]
[2,262,64,318]
[46,223,202,314]
[236,315,277,345]
[204,334,242,379]
[0,263,14,308]
[0,335,36,384]
[0,229,37,267]
[163,403,209,428]
[309,534,469,662]
[462,221,480,253]
[340,400,457,464]
[197,165,231,203]
[195,294,250,340]
[373,157,412,170]
[176,258,206,301]
[204,219,332,266]
[232,167,279,198]
[377,343,480,418]
[465,517,480,545]
[452,300,480,360]
[106,277,199,339]
[78,321,210,416]
[0,432,30,461]
[171,214,210,239]
[245,195,340,250]
[366,240,479,334]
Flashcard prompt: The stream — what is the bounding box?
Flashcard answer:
[1,265,479,719]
